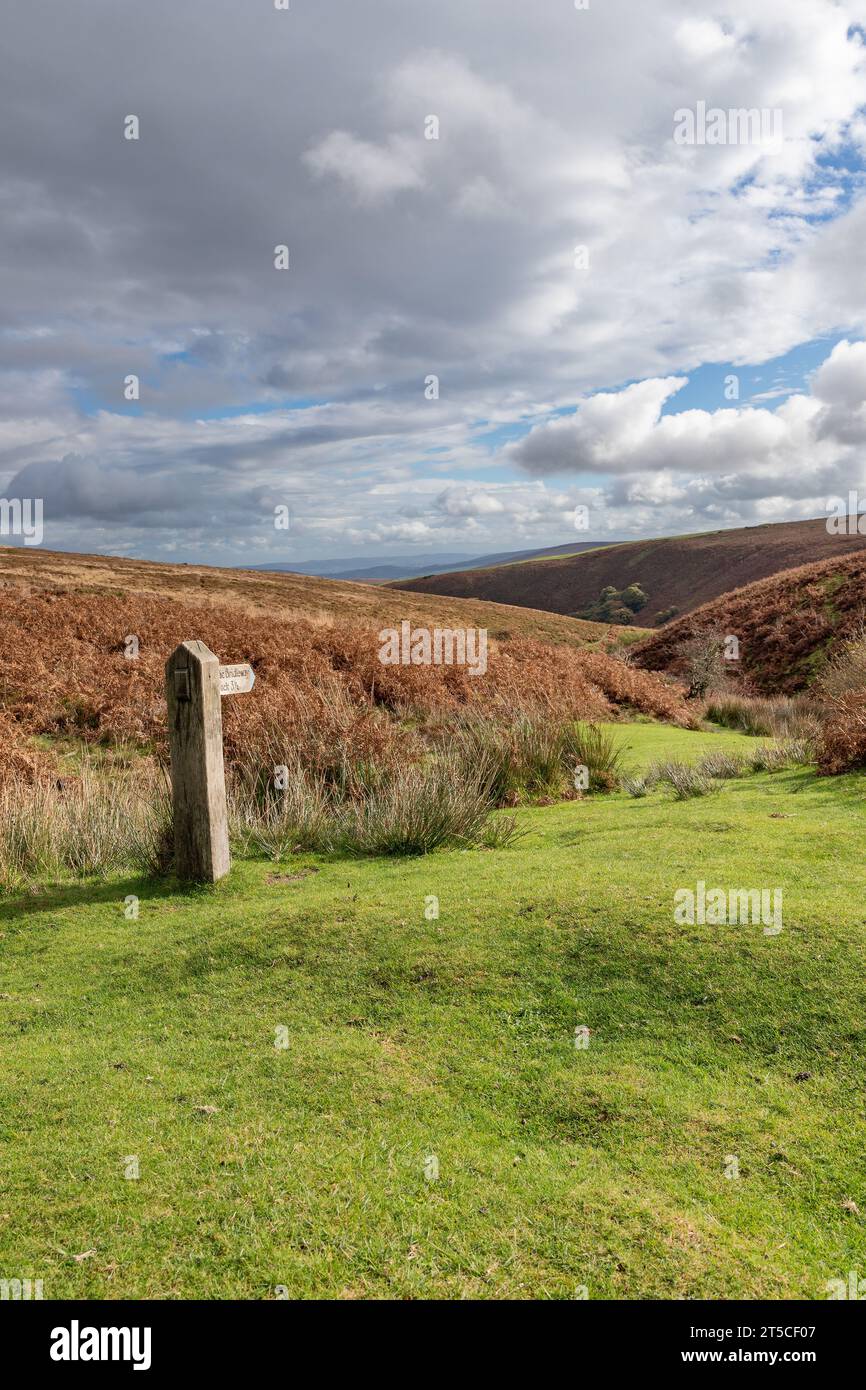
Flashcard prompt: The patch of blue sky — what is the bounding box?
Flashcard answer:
[728,129,866,225]
[475,420,541,449]
[805,136,866,218]
[474,406,576,449]
[431,335,859,480]
[659,335,851,415]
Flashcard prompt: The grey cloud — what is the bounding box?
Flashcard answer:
[7,453,281,530]
[3,1,866,561]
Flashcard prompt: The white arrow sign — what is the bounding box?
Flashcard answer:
[218,663,255,696]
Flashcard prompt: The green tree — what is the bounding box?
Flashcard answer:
[582,582,648,624]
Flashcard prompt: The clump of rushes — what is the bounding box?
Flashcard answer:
[646,759,715,799]
[705,692,819,740]
[9,709,630,892]
[562,721,624,792]
[748,739,813,773]
[621,737,813,805]
[622,775,650,798]
[449,714,623,804]
[332,750,520,855]
[229,743,519,858]
[695,750,746,780]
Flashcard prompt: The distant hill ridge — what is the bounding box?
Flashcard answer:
[389,518,866,626]
[246,539,613,583]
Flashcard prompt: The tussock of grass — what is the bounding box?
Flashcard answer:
[333,755,519,856]
[636,736,813,799]
[563,721,624,791]
[232,713,623,859]
[1,711,624,889]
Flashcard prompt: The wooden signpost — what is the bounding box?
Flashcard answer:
[164,641,255,882]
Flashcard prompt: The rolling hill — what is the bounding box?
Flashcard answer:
[0,544,631,651]
[390,518,866,627]
[632,549,866,693]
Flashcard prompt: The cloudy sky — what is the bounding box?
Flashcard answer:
[3,0,866,566]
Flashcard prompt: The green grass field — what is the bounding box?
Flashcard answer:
[2,722,865,1299]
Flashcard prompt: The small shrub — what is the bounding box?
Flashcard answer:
[679,632,725,700]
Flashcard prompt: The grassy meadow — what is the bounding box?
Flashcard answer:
[2,722,865,1300]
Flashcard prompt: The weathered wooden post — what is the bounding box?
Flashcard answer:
[164,641,254,883]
